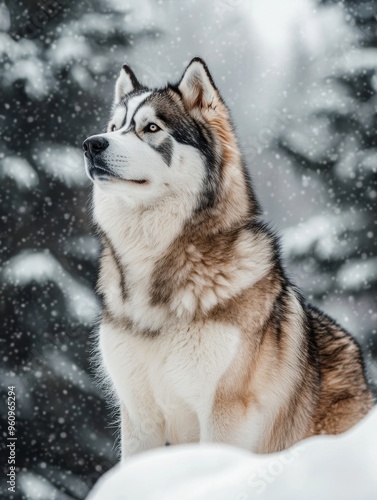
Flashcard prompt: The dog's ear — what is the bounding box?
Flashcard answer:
[114,64,141,104]
[178,58,219,111]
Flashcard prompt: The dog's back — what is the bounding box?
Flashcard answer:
[308,306,373,436]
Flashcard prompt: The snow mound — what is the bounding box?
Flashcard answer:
[87,406,377,500]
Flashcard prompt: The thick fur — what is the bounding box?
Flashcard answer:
[83,58,374,458]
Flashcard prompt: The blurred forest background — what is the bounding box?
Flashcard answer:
[0,0,376,498]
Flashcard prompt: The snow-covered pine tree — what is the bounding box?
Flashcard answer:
[0,1,156,497]
[278,0,377,392]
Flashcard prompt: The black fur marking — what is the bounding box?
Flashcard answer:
[168,114,220,210]
[154,137,173,166]
[122,64,142,91]
[270,288,287,344]
[297,294,322,380]
[120,107,128,128]
[98,229,128,303]
[120,127,134,136]
[240,159,262,218]
[103,308,161,339]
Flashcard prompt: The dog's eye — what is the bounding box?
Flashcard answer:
[145,123,160,133]
[110,124,116,132]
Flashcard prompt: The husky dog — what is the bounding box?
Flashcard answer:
[83,58,373,457]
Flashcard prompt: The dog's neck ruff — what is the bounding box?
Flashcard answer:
[94,177,273,324]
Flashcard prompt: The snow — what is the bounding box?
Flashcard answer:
[48,351,100,396]
[35,144,88,187]
[4,57,50,99]
[18,472,69,500]
[0,2,10,32]
[282,115,341,162]
[336,47,377,73]
[335,144,377,180]
[70,64,95,90]
[0,156,39,190]
[87,407,377,500]
[63,235,100,261]
[282,211,362,260]
[48,36,91,66]
[2,250,98,323]
[0,32,38,61]
[338,257,377,290]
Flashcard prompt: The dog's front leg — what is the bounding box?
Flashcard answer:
[198,403,247,447]
[120,401,165,460]
[198,407,220,443]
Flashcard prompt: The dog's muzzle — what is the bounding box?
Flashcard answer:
[82,135,109,161]
[82,135,111,179]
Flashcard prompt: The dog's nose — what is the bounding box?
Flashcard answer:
[82,136,109,158]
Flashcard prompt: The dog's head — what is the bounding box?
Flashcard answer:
[83,58,240,209]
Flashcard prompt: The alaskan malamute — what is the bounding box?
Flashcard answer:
[83,58,373,456]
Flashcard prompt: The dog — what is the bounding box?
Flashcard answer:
[83,58,374,457]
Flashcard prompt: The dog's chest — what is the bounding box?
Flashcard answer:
[100,319,240,427]
[150,322,240,404]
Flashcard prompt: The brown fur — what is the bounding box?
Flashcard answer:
[308,308,374,435]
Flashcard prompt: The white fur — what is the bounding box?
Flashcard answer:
[179,60,217,108]
[115,67,137,104]
[100,316,241,458]
[110,106,127,130]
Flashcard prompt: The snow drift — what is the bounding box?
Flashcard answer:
[87,405,377,500]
